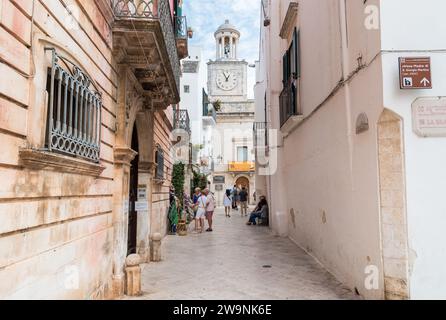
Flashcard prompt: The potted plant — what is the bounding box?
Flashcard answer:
[187,27,193,39]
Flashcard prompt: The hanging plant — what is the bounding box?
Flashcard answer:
[212,100,222,112]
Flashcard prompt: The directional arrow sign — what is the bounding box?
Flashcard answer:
[420,77,430,87]
[399,57,432,89]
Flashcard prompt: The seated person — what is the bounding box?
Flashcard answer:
[246,197,268,226]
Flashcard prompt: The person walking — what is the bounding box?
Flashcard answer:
[204,189,215,232]
[231,185,238,210]
[239,187,248,217]
[195,190,207,233]
[192,188,201,232]
[223,189,232,217]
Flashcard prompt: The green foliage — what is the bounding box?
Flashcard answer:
[192,168,208,195]
[212,99,222,112]
[172,162,185,204]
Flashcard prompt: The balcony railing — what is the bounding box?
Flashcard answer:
[174,16,187,39]
[112,0,157,18]
[112,0,181,96]
[279,79,300,127]
[228,161,255,173]
[203,103,216,122]
[173,109,191,134]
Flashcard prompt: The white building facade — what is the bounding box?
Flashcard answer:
[207,20,256,206]
[255,0,446,300]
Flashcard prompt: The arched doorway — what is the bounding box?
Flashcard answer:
[377,109,410,299]
[235,176,250,203]
[127,125,139,255]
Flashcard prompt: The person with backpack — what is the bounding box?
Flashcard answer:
[223,189,232,218]
[231,185,239,210]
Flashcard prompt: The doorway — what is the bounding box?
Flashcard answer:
[128,125,139,256]
[377,109,410,299]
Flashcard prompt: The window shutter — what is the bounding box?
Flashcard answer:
[282,53,288,86]
[294,29,301,78]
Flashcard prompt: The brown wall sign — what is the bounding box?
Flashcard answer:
[399,57,432,89]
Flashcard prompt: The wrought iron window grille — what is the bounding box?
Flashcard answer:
[45,48,102,163]
[155,146,165,180]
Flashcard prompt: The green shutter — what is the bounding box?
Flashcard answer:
[295,29,300,78]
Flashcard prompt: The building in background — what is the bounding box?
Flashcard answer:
[207,20,255,206]
[255,0,446,299]
[0,0,188,299]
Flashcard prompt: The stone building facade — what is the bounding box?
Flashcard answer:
[255,0,446,299]
[0,0,188,299]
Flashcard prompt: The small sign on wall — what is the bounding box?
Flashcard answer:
[399,57,432,89]
[138,185,147,200]
[412,97,446,137]
[135,201,149,212]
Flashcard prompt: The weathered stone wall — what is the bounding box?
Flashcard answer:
[151,109,174,237]
[0,0,116,299]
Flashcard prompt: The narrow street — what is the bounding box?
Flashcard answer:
[128,207,358,300]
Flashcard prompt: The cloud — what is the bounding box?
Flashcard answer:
[183,0,261,98]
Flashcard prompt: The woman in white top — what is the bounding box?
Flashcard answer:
[223,189,232,218]
[195,192,207,233]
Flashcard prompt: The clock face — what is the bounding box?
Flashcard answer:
[216,70,238,91]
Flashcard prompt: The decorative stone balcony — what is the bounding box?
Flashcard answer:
[111,0,181,108]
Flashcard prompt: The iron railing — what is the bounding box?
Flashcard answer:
[279,79,300,127]
[111,0,181,94]
[173,109,191,134]
[111,0,157,18]
[45,48,102,163]
[174,16,187,39]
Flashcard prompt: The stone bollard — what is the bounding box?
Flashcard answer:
[125,254,141,296]
[150,233,162,262]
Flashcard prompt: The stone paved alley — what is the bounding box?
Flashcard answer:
[127,207,359,300]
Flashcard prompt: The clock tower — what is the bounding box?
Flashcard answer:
[207,20,248,101]
[204,20,256,207]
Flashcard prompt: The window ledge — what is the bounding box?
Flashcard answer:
[153,178,165,185]
[280,115,304,137]
[19,148,105,177]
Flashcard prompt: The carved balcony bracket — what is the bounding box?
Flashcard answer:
[114,146,138,166]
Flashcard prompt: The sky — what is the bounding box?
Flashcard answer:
[183,0,261,98]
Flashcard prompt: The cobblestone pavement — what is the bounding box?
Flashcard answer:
[129,207,359,300]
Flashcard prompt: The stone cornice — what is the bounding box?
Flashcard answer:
[114,146,138,166]
[280,2,299,40]
[19,148,105,176]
